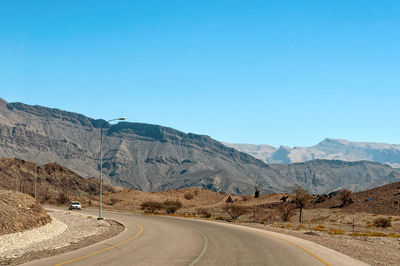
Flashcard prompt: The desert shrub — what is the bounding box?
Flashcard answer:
[329,228,345,235]
[223,204,248,220]
[196,208,212,218]
[350,232,365,237]
[366,221,375,228]
[203,212,212,218]
[194,190,199,195]
[386,234,400,238]
[283,223,295,229]
[108,198,121,205]
[373,217,392,228]
[351,231,400,238]
[56,192,70,205]
[163,200,183,214]
[339,189,353,207]
[140,201,164,214]
[312,225,328,231]
[241,196,248,201]
[367,231,386,237]
[215,216,224,220]
[184,193,194,200]
[277,203,295,222]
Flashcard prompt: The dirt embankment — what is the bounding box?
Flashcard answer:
[0,190,50,236]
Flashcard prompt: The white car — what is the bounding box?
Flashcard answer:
[69,201,81,210]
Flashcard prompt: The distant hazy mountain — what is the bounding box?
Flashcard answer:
[1,97,400,194]
[224,139,400,168]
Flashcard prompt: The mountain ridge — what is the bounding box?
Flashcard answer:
[1,97,400,194]
[224,138,400,168]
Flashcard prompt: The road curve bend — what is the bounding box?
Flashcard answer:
[24,209,367,266]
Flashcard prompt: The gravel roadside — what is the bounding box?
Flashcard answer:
[237,222,400,266]
[0,209,124,265]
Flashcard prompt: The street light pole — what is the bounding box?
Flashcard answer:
[98,117,125,220]
[34,165,37,201]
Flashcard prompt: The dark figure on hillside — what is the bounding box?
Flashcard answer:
[280,195,289,203]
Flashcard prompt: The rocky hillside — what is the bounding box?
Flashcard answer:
[0,190,51,236]
[314,181,400,216]
[0,158,115,203]
[225,138,400,168]
[1,98,400,194]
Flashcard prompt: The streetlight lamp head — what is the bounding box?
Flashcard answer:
[118,117,126,120]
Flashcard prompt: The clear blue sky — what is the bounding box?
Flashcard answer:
[1,1,399,147]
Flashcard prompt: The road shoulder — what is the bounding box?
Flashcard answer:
[0,209,124,266]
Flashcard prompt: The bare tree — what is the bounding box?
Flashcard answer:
[292,185,311,223]
[278,203,295,222]
[223,204,248,220]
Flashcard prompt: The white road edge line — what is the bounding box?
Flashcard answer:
[188,230,208,266]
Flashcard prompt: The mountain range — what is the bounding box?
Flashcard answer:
[224,139,400,168]
[1,97,399,194]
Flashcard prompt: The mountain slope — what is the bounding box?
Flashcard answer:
[1,98,400,194]
[225,138,400,168]
[0,98,281,194]
[0,158,115,202]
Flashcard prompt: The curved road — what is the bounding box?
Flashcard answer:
[24,209,366,266]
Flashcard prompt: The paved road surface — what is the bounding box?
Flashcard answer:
[24,209,366,266]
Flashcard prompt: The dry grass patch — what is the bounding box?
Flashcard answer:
[329,228,345,235]
[312,225,328,231]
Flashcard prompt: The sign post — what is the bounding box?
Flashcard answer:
[226,196,233,221]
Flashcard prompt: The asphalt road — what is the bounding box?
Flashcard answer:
[24,209,366,266]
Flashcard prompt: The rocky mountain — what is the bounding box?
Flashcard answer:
[0,158,115,201]
[225,139,400,168]
[1,97,400,194]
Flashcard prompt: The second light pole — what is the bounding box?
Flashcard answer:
[98,117,125,220]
